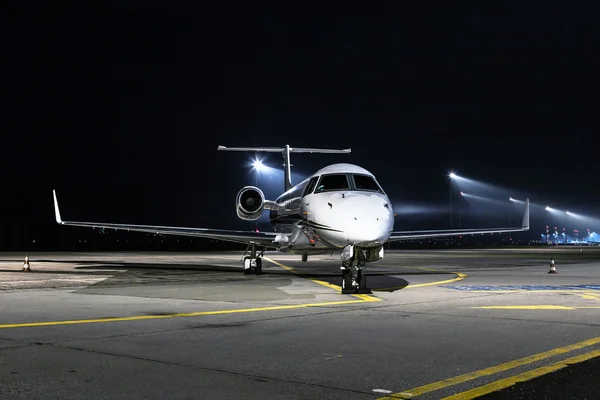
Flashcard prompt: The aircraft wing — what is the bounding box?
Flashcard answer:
[52,191,279,248]
[388,198,530,242]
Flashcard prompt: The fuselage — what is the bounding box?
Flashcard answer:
[268,163,394,253]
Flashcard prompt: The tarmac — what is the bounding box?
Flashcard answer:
[1,247,600,399]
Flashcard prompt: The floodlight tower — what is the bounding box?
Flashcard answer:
[508,197,513,227]
[449,172,457,227]
[252,159,264,186]
[252,158,265,232]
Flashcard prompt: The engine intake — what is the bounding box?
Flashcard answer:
[236,186,265,221]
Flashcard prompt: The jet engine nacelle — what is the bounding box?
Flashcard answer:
[236,186,265,221]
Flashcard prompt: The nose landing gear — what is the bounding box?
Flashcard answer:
[242,243,264,275]
[340,246,372,294]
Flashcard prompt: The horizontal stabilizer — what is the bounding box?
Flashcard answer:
[218,144,351,191]
[217,145,351,154]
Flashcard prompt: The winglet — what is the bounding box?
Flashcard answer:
[53,190,63,224]
[522,198,530,230]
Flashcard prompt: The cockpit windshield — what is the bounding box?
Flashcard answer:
[353,174,383,192]
[315,174,350,193]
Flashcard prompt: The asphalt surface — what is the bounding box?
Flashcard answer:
[1,247,600,399]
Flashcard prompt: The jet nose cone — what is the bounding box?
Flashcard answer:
[341,194,393,245]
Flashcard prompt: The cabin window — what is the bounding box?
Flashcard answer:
[315,174,350,193]
[303,176,319,196]
[353,174,383,192]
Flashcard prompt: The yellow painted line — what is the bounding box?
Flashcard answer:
[263,257,381,302]
[372,286,407,292]
[264,257,297,273]
[378,335,600,399]
[0,257,383,330]
[576,292,600,300]
[265,258,468,292]
[405,272,468,288]
[0,299,374,330]
[309,278,343,292]
[390,265,468,288]
[442,349,600,399]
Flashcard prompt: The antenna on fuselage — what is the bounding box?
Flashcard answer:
[217,145,352,191]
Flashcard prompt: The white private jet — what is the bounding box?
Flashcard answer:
[53,145,529,294]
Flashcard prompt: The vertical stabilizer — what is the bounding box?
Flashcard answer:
[217,145,351,191]
[283,145,292,191]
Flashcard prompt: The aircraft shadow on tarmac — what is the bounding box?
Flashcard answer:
[0,259,449,293]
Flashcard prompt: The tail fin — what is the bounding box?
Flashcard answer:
[218,145,351,191]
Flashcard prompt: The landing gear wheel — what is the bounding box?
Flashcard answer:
[255,257,263,275]
[243,257,253,275]
[341,269,355,294]
[356,273,372,294]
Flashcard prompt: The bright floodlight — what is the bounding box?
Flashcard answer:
[252,159,265,171]
[509,197,514,201]
[460,191,465,196]
[545,206,551,211]
[565,210,584,219]
[449,172,457,179]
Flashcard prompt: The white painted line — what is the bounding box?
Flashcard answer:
[373,389,393,394]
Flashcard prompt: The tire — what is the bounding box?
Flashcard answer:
[255,258,263,275]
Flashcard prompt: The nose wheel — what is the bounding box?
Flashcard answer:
[340,246,372,294]
[242,243,263,275]
[243,256,263,275]
[341,269,371,294]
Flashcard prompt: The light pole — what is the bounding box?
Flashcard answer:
[458,191,462,228]
[508,197,512,227]
[253,159,264,186]
[252,158,265,232]
[449,172,456,228]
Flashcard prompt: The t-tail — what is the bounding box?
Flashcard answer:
[217,145,351,191]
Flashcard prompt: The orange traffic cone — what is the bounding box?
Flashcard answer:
[22,255,31,272]
[548,257,556,274]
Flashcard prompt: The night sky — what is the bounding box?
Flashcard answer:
[4,3,600,250]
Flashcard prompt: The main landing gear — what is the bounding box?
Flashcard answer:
[242,243,264,275]
[340,245,372,294]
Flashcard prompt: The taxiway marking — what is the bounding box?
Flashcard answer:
[442,349,600,399]
[0,258,380,330]
[576,292,600,300]
[263,257,382,302]
[377,335,600,399]
[0,258,469,330]
[264,258,468,296]
[405,272,468,288]
[0,299,374,329]
[372,265,468,291]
